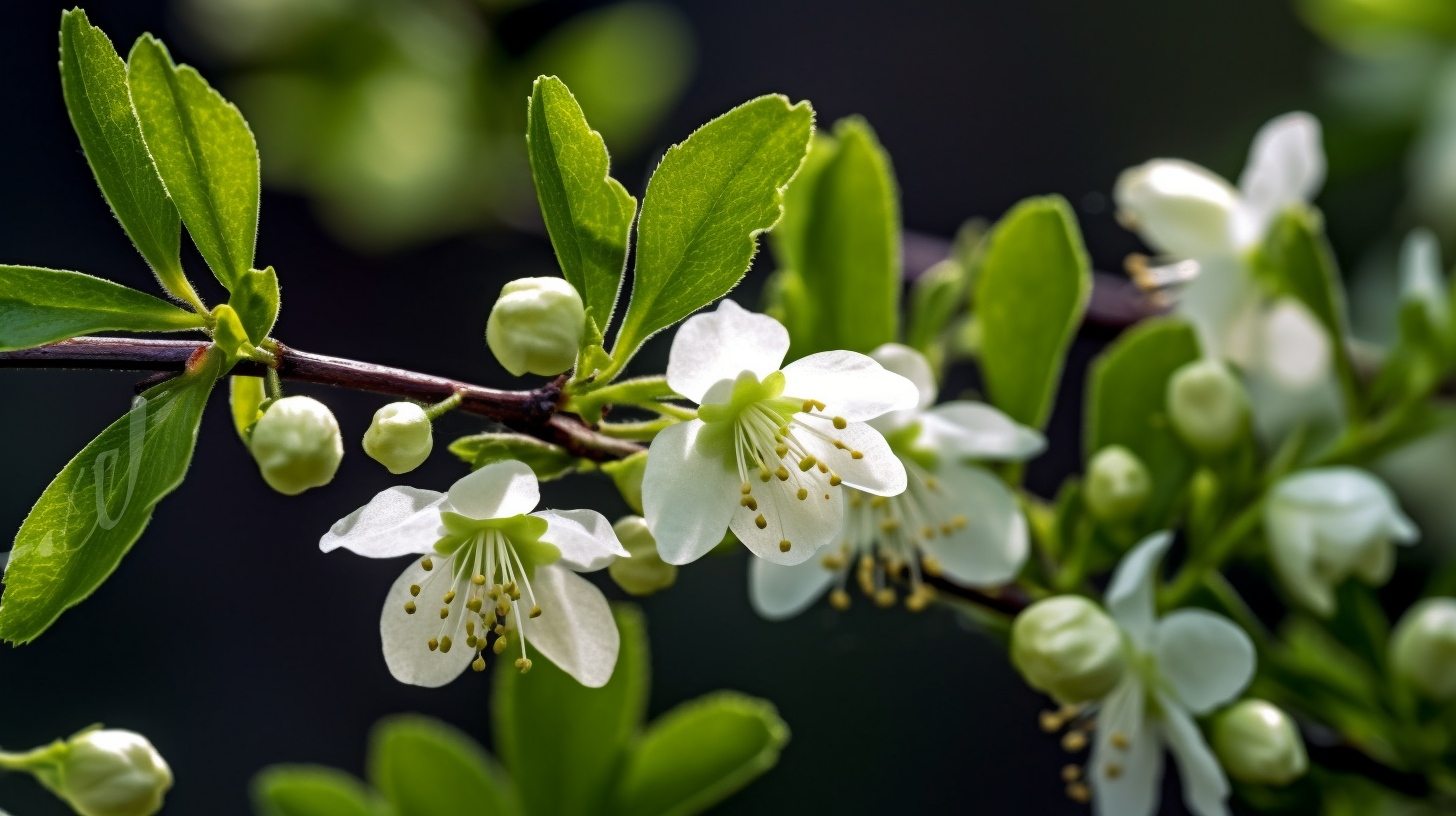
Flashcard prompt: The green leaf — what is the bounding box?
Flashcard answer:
[231,267,281,344]
[974,196,1091,429]
[768,131,838,281]
[447,433,582,481]
[0,266,205,351]
[905,219,988,359]
[610,692,790,816]
[127,35,260,290]
[252,766,382,816]
[212,304,250,359]
[0,348,222,643]
[369,715,521,816]
[1085,319,1202,526]
[601,450,648,514]
[230,376,266,443]
[58,10,196,307]
[527,76,637,336]
[612,95,813,365]
[494,604,647,816]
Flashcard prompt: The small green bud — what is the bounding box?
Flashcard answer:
[1391,598,1456,701]
[1213,700,1308,786]
[249,396,343,495]
[363,402,433,474]
[1011,596,1125,704]
[486,277,585,377]
[35,729,173,816]
[1085,445,1151,523]
[1167,359,1249,455]
[608,516,677,596]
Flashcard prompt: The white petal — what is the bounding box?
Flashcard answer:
[918,463,1028,587]
[917,402,1046,461]
[1399,228,1448,324]
[1090,676,1163,816]
[748,555,836,621]
[665,299,789,403]
[1106,531,1174,646]
[522,564,620,688]
[1159,697,1233,816]
[380,560,472,688]
[534,509,629,572]
[1114,159,1238,259]
[1265,505,1334,616]
[781,351,921,422]
[445,459,540,520]
[868,342,937,430]
[795,416,907,497]
[1259,298,1331,392]
[1177,256,1255,363]
[643,420,739,565]
[1153,609,1255,715]
[1234,112,1325,249]
[730,471,845,565]
[320,486,446,557]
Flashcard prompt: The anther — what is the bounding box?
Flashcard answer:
[874,588,896,608]
[1062,731,1088,752]
[921,525,935,539]
[1066,782,1090,804]
[759,470,771,482]
[779,539,792,553]
[495,624,506,635]
[421,557,433,571]
[472,574,486,585]
[741,496,758,510]
[410,584,421,597]
[472,656,487,672]
[467,635,478,648]
[755,514,767,529]
[1039,711,1064,733]
[830,474,842,486]
[952,514,968,529]
[922,556,943,577]
[1062,765,1082,782]
[440,636,452,653]
[880,518,900,532]
[467,598,484,612]
[439,607,450,619]
[741,482,752,495]
[428,638,439,652]
[798,456,817,472]
[775,466,790,481]
[530,605,542,618]
[1104,764,1122,779]
[817,462,828,473]
[443,590,456,603]
[870,496,887,508]
[775,444,788,457]
[802,400,816,413]
[797,488,808,500]
[496,598,512,616]
[829,589,851,610]
[924,476,939,490]
[493,637,508,655]
[832,416,847,429]
[1110,732,1130,750]
[850,450,864,460]
[404,602,417,614]
[516,658,533,673]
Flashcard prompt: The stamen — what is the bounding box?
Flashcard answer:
[530,605,542,618]
[832,416,847,429]
[515,658,533,673]
[1104,764,1122,779]
[443,590,456,603]
[797,488,808,500]
[1110,733,1130,750]
[428,638,439,651]
[1066,782,1090,804]
[473,656,487,672]
[421,557,433,571]
[409,584,421,597]
[829,589,851,610]
[1061,731,1088,752]
[755,514,767,529]
[1062,765,1082,782]
[404,602,416,614]
[439,607,449,619]
[439,636,453,653]
[798,456,817,472]
[493,637,508,655]
[779,539,792,553]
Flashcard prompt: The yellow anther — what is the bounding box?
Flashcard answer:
[822,554,845,570]
[779,539,792,553]
[921,525,935,539]
[850,450,864,460]
[741,482,753,495]
[802,400,816,413]
[775,444,789,457]
[467,597,484,612]
[1061,764,1082,782]
[439,607,450,619]
[797,488,808,500]
[530,605,542,618]
[922,556,944,577]
[466,635,478,648]
[829,589,851,610]
[834,440,846,449]
[515,658,533,674]
[924,476,939,490]
[823,493,830,499]
[832,416,847,429]
[755,514,767,529]
[870,496,887,509]
[466,621,476,636]
[906,593,929,612]
[472,574,486,586]
[409,584,421,597]
[775,466,790,481]
[472,656,487,672]
[404,602,417,614]
[1104,764,1122,779]
[509,586,522,601]
[941,523,954,536]
[817,462,828,473]
[814,400,826,410]
[495,624,506,635]
[874,588,897,608]
[759,469,772,482]
[493,637,508,655]
[496,598,512,616]
[440,636,452,653]
[504,581,517,595]
[443,590,456,603]
[1062,731,1088,752]
[421,557,433,571]
[880,518,900,533]
[1039,711,1064,733]
[952,514,968,529]
[428,638,439,652]
[489,585,502,599]
[1066,782,1090,804]
[1110,732,1130,750]
[741,496,758,510]
[798,456,817,472]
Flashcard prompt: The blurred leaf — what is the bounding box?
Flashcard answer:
[232,267,281,344]
[447,433,582,480]
[253,766,383,816]
[0,348,222,644]
[974,196,1091,429]
[0,266,205,351]
[905,259,966,359]
[611,692,789,816]
[601,450,648,514]
[494,605,648,816]
[614,95,813,363]
[231,375,266,443]
[58,10,192,304]
[1297,0,1456,51]
[769,131,837,281]
[527,76,637,336]
[369,715,522,816]
[128,35,260,290]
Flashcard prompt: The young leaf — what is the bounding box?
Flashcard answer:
[610,692,790,816]
[527,76,637,336]
[58,10,197,308]
[974,196,1091,429]
[252,766,383,816]
[0,348,222,644]
[231,267,281,344]
[127,35,260,291]
[0,265,205,351]
[230,376,266,442]
[369,715,522,816]
[494,604,648,816]
[768,130,839,280]
[612,96,813,365]
[447,433,582,480]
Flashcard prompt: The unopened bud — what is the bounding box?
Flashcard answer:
[1011,596,1125,704]
[608,516,677,596]
[486,277,585,377]
[1213,700,1308,786]
[249,396,343,495]
[1085,446,1151,524]
[1391,598,1456,701]
[35,729,173,816]
[1167,359,1249,455]
[363,402,433,474]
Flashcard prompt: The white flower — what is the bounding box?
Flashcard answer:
[749,343,1041,619]
[320,459,628,688]
[1265,467,1418,617]
[642,301,918,566]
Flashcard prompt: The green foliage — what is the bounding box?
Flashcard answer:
[370,716,523,816]
[128,35,260,291]
[253,766,385,816]
[448,433,582,480]
[230,376,266,442]
[602,450,649,514]
[0,349,222,644]
[974,196,1091,429]
[0,266,205,351]
[231,267,281,344]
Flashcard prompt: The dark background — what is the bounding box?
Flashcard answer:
[0,1,1324,814]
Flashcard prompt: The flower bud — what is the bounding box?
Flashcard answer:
[1391,598,1456,702]
[608,516,677,596]
[37,729,173,816]
[486,277,585,377]
[363,402,434,474]
[1085,446,1151,524]
[1167,359,1249,455]
[1212,700,1308,786]
[249,396,343,495]
[1113,159,1237,259]
[1011,596,1125,704]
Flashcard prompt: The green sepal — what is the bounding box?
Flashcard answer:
[230,375,266,443]
[252,766,386,816]
[447,433,583,481]
[368,715,524,816]
[0,265,205,351]
[231,267,281,344]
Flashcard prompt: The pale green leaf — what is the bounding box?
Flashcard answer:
[447,433,582,480]
[0,265,205,351]
[369,715,522,816]
[252,766,383,816]
[231,266,281,344]
[230,376,266,443]
[768,131,838,280]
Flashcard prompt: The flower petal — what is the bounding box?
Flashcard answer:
[917,402,1046,461]
[320,486,445,557]
[1106,531,1174,646]
[380,559,472,687]
[1153,609,1255,715]
[1090,676,1163,816]
[748,555,836,621]
[1114,158,1238,259]
[1265,504,1333,616]
[918,463,1028,587]
[1259,298,1331,392]
[643,420,740,565]
[795,416,907,497]
[730,471,845,565]
[665,299,789,403]
[1234,112,1325,249]
[521,564,619,688]
[445,459,540,520]
[781,351,920,422]
[1176,256,1254,364]
[868,342,937,431]
[1159,696,1233,816]
[534,509,629,572]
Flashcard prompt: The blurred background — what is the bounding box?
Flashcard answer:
[0,0,1448,813]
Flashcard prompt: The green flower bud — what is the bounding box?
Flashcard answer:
[1167,359,1249,455]
[1011,596,1125,704]
[35,729,173,816]
[486,277,585,377]
[608,516,677,596]
[1085,445,1151,523]
[1213,700,1308,786]
[1391,598,1456,701]
[363,402,434,474]
[249,396,343,495]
